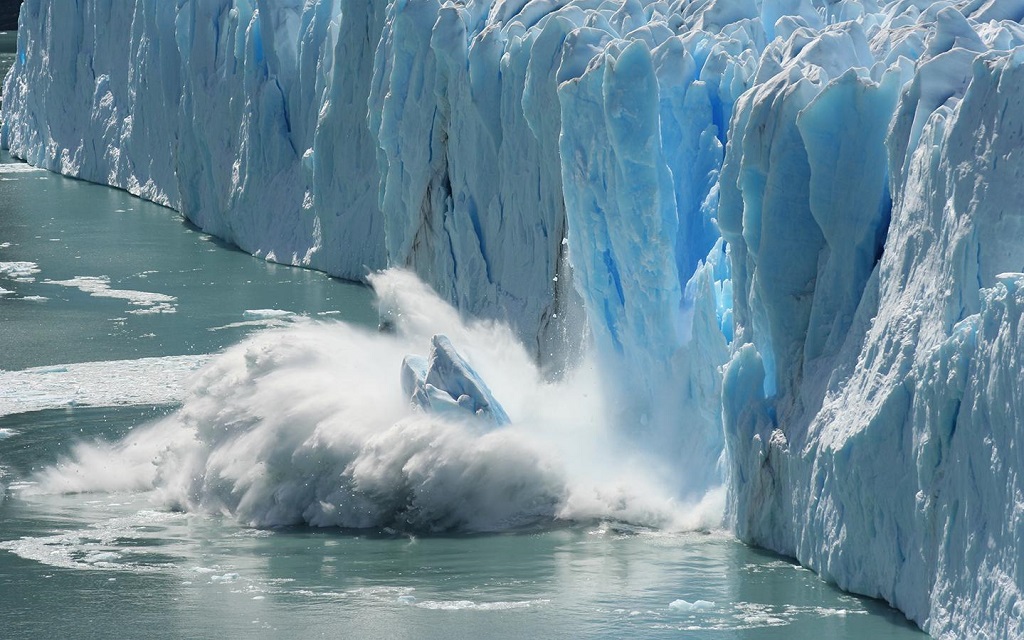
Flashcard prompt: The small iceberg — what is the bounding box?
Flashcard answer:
[401,335,510,426]
[669,599,715,612]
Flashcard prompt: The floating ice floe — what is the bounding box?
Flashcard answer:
[0,355,210,417]
[242,309,295,319]
[669,599,715,612]
[44,275,177,314]
[0,261,40,282]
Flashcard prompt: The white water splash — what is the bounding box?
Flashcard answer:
[27,270,724,533]
[0,163,44,174]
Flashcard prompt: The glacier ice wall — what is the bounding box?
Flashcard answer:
[725,45,1024,638]
[4,0,1024,636]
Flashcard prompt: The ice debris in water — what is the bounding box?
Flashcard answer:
[401,335,510,426]
[669,599,715,612]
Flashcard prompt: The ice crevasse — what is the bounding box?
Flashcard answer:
[4,0,1024,637]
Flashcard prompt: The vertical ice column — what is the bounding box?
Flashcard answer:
[308,0,389,279]
[1,0,184,206]
[370,1,580,363]
[557,33,732,496]
[724,31,1024,639]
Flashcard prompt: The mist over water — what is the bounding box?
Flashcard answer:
[30,269,724,533]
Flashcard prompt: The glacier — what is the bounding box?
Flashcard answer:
[4,0,1024,637]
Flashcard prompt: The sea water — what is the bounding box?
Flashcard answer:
[0,154,926,638]
[0,31,16,101]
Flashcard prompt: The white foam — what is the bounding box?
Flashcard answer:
[0,428,17,439]
[0,286,12,296]
[0,509,186,572]
[410,599,549,611]
[27,270,723,532]
[343,586,412,600]
[44,276,177,313]
[243,309,294,318]
[0,355,211,417]
[0,163,45,174]
[663,601,869,632]
[207,318,295,332]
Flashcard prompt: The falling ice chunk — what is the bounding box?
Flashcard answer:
[401,335,510,426]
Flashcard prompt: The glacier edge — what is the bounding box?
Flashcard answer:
[5,0,1024,636]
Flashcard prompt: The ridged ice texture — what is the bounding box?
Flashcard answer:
[5,0,1024,636]
[717,8,1024,640]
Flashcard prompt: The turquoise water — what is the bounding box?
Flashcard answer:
[0,52,13,85]
[0,155,926,638]
[1,31,16,98]
[0,154,376,371]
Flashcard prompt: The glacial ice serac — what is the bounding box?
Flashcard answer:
[4,0,1024,636]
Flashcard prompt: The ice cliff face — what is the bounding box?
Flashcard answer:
[725,44,1024,638]
[4,0,1024,636]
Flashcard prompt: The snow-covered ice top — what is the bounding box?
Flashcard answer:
[5,0,1024,636]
